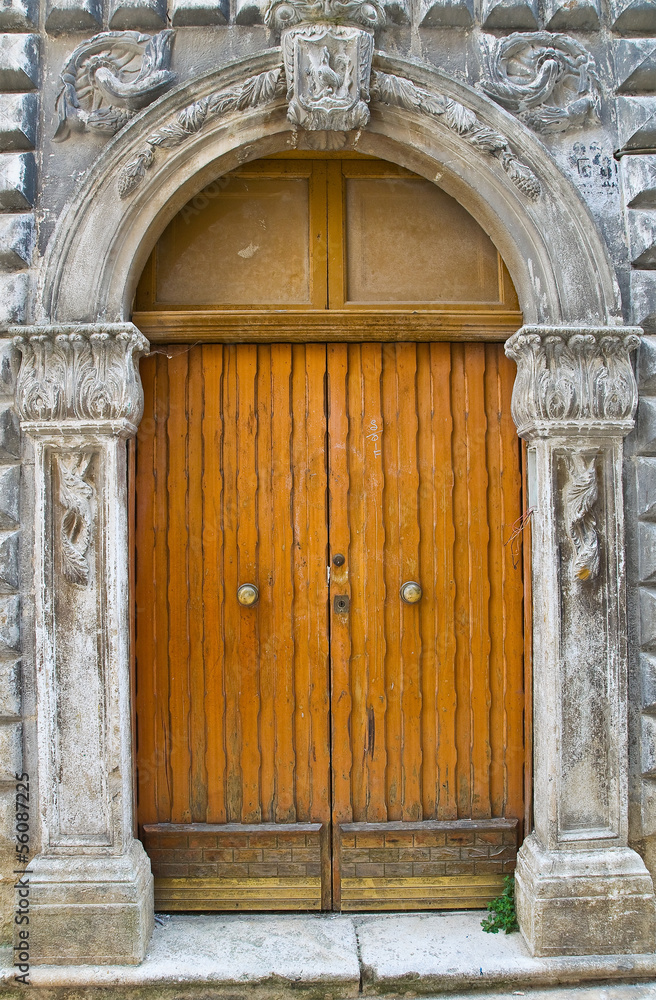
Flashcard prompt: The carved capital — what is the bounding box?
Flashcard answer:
[504,325,640,438]
[12,324,149,428]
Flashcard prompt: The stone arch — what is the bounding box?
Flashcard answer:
[39,49,622,328]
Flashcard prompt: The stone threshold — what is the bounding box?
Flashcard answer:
[2,911,656,998]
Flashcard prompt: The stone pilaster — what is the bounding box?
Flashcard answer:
[506,325,656,957]
[12,324,153,965]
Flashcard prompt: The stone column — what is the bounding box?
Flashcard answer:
[506,326,656,957]
[12,324,153,965]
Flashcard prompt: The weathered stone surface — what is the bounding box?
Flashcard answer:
[0,0,36,31]
[616,41,656,96]
[610,0,656,33]
[418,0,473,26]
[0,530,19,593]
[108,0,167,28]
[0,466,19,529]
[0,594,19,654]
[0,94,36,151]
[545,0,599,28]
[0,34,38,91]
[632,272,656,331]
[628,211,656,270]
[617,97,656,152]
[0,404,19,462]
[45,0,102,32]
[0,719,21,779]
[0,657,19,715]
[621,155,656,210]
[0,213,32,269]
[0,152,35,210]
[635,458,656,519]
[481,0,538,29]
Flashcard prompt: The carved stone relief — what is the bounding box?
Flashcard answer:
[13,325,149,424]
[482,33,601,134]
[57,453,95,586]
[564,451,600,581]
[54,30,176,141]
[505,327,640,434]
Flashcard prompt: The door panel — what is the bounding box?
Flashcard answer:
[135,344,331,909]
[327,343,524,908]
[135,341,525,912]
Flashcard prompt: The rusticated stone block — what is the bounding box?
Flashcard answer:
[108,0,167,27]
[170,0,228,24]
[482,0,538,29]
[631,271,656,331]
[637,459,656,520]
[639,522,656,582]
[621,155,656,210]
[628,210,656,270]
[418,0,473,26]
[545,0,599,28]
[0,213,32,269]
[637,336,656,395]
[615,40,656,96]
[0,530,19,593]
[45,0,102,32]
[641,652,656,709]
[640,586,656,650]
[0,153,35,210]
[0,405,18,461]
[0,94,36,151]
[641,711,656,777]
[616,96,656,152]
[0,34,38,91]
[0,594,19,653]
[0,720,21,779]
[0,657,19,716]
[610,0,656,34]
[0,0,36,31]
[636,398,656,454]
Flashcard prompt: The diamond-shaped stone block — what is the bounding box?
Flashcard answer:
[0,34,38,91]
[632,271,656,331]
[45,0,102,32]
[0,530,19,593]
[108,0,167,27]
[611,0,656,34]
[482,0,538,27]
[0,594,19,654]
[621,155,656,210]
[0,94,36,151]
[0,0,37,31]
[0,152,35,210]
[629,210,656,270]
[639,522,656,582]
[617,97,656,152]
[635,458,656,519]
[170,0,228,23]
[418,0,474,25]
[616,40,656,96]
[0,213,33,269]
[0,720,21,779]
[0,657,19,716]
[545,0,599,28]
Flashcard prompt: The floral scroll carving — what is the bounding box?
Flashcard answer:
[564,452,599,582]
[57,453,95,586]
[13,325,149,425]
[504,327,640,436]
[482,33,600,135]
[55,30,176,141]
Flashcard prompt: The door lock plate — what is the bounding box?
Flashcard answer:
[333,594,350,614]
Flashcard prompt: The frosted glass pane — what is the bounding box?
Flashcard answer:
[156,176,311,305]
[345,178,500,304]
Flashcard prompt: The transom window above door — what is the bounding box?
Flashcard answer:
[133,155,521,342]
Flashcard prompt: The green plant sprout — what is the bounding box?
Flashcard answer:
[481,875,519,934]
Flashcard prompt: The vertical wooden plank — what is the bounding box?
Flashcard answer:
[416,343,437,819]
[187,347,208,822]
[328,342,352,908]
[236,345,262,824]
[134,356,157,825]
[202,345,227,823]
[257,346,275,822]
[305,343,330,823]
[396,344,422,821]
[292,344,312,821]
[271,345,297,823]
[363,344,387,822]
[484,345,505,817]
[465,344,492,819]
[450,344,471,819]
[167,348,191,823]
[222,346,242,823]
[432,344,458,820]
[381,346,402,821]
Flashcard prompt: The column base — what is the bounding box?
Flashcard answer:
[515,833,656,956]
[26,839,154,965]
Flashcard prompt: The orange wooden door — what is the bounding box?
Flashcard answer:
[327,343,525,910]
[134,341,525,912]
[135,343,332,910]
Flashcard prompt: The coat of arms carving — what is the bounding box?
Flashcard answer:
[265,0,382,131]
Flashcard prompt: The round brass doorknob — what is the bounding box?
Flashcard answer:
[400,581,422,604]
[237,584,259,606]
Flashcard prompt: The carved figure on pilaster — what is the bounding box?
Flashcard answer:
[57,453,95,586]
[54,30,176,142]
[13,325,149,426]
[482,33,600,134]
[564,451,599,581]
[504,326,640,435]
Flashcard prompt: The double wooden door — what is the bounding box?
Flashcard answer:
[134,340,525,911]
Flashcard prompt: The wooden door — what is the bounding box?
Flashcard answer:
[135,340,525,912]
